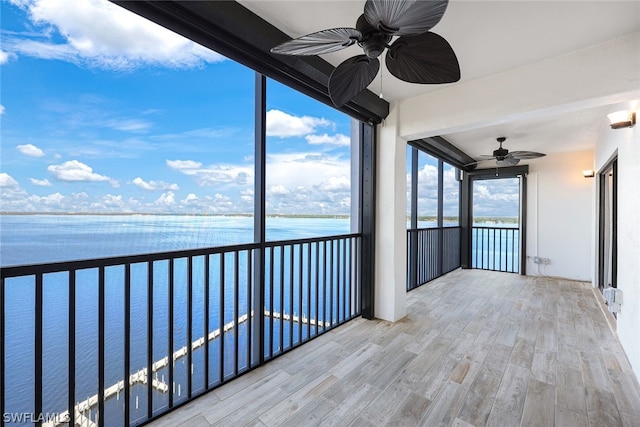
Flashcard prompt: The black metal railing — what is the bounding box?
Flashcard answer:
[407,227,461,291]
[471,226,519,273]
[0,233,361,427]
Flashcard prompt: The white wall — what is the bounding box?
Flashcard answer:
[374,103,407,322]
[526,151,595,281]
[595,122,640,379]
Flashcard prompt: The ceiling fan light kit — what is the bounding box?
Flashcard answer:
[270,0,460,107]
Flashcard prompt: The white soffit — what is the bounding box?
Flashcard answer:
[240,0,640,157]
[240,0,640,103]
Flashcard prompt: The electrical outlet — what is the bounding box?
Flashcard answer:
[533,256,540,264]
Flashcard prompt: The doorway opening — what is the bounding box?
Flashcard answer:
[461,166,528,274]
[598,156,617,291]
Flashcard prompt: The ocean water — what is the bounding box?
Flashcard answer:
[1,215,352,426]
[0,214,351,267]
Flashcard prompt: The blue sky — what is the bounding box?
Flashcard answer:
[0,0,353,215]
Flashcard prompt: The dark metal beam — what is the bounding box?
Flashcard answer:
[409,148,418,291]
[519,174,528,275]
[467,165,529,179]
[460,172,472,269]
[110,1,389,124]
[360,122,376,319]
[409,136,476,171]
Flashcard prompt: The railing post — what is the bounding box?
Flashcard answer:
[0,277,4,427]
[98,267,105,427]
[35,274,43,427]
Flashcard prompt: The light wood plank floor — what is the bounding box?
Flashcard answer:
[148,269,640,426]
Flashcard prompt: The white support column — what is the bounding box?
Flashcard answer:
[375,102,407,322]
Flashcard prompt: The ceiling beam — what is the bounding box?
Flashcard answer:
[409,136,476,171]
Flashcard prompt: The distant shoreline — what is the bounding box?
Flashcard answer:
[0,212,518,223]
[0,212,351,219]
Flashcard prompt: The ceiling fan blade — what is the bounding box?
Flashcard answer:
[364,0,449,36]
[271,28,362,56]
[464,160,481,167]
[385,32,460,84]
[497,157,521,167]
[509,151,546,160]
[329,55,380,107]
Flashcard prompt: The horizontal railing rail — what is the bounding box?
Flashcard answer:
[407,226,461,291]
[1,233,361,427]
[471,226,519,273]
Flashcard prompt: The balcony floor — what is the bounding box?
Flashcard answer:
[149,269,640,426]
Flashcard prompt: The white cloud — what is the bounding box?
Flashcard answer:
[101,194,125,208]
[0,50,10,65]
[305,133,350,146]
[48,159,114,183]
[5,0,225,70]
[240,189,254,203]
[30,178,52,186]
[0,173,30,211]
[28,192,65,206]
[17,143,45,157]
[132,177,179,191]
[156,191,176,206]
[168,159,252,187]
[268,185,290,196]
[0,105,5,115]
[266,109,332,138]
[183,193,198,203]
[106,119,152,132]
[0,173,20,188]
[316,175,350,192]
[166,159,203,172]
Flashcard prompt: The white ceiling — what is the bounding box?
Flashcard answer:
[240,0,640,163]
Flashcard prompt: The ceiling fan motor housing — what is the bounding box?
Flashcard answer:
[356,14,392,59]
[493,137,508,159]
[493,147,509,159]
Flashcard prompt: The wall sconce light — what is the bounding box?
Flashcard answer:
[607,110,636,129]
[582,170,595,178]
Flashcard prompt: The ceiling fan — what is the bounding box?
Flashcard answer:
[468,137,546,167]
[270,0,460,107]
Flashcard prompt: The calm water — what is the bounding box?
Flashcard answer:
[1,215,351,426]
[0,214,351,267]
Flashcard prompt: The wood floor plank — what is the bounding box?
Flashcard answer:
[531,349,556,385]
[279,397,336,427]
[556,407,589,427]
[487,363,530,426]
[143,270,640,427]
[318,382,378,427]
[556,367,587,415]
[386,392,432,426]
[584,386,623,427]
[456,370,502,426]
[257,373,337,426]
[509,337,535,369]
[521,378,555,427]
[418,380,469,427]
